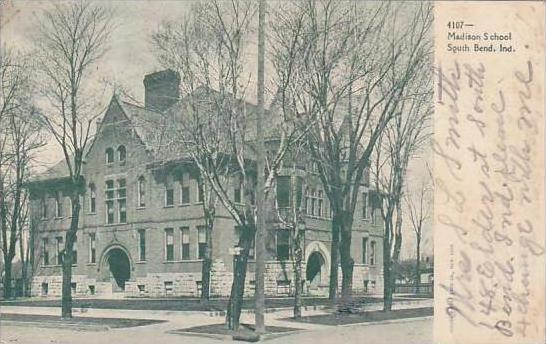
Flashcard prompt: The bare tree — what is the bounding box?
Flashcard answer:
[271,0,432,303]
[372,38,432,311]
[405,175,431,290]
[152,0,306,330]
[34,2,113,318]
[0,47,44,299]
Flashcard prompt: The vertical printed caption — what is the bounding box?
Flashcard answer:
[434,2,545,344]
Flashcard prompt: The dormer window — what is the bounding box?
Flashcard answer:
[106,148,114,164]
[117,145,126,163]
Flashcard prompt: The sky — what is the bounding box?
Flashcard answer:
[1,0,432,260]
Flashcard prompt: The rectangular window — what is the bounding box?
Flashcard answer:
[197,182,204,203]
[138,229,146,261]
[234,185,241,203]
[67,197,72,217]
[42,238,49,265]
[89,234,96,263]
[41,198,48,219]
[56,236,63,265]
[118,179,127,223]
[89,185,96,213]
[276,176,291,208]
[181,227,190,260]
[197,226,207,259]
[106,180,115,224]
[164,281,173,296]
[310,190,316,216]
[180,174,190,204]
[276,230,290,261]
[165,186,174,207]
[362,192,369,219]
[137,177,146,208]
[370,241,376,265]
[317,190,324,217]
[362,237,368,264]
[55,191,63,217]
[165,228,174,261]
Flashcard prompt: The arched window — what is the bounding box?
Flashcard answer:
[106,148,114,164]
[117,145,126,163]
[88,184,96,213]
[137,176,146,208]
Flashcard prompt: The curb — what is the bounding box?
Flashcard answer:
[337,315,433,328]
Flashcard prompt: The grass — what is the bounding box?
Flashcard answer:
[284,307,433,326]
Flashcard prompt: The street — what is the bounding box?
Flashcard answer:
[0,316,432,344]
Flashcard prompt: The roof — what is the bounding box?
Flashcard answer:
[33,85,286,182]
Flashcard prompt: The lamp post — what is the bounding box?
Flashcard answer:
[254,0,266,335]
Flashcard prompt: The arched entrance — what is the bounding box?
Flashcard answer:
[306,251,325,286]
[100,246,131,292]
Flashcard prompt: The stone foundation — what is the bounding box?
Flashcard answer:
[30,261,383,298]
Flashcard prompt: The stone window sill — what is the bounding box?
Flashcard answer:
[136,206,146,210]
[136,261,147,264]
[164,205,174,208]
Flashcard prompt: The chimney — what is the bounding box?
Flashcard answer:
[143,69,180,112]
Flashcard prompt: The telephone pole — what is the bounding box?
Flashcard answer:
[254,0,266,335]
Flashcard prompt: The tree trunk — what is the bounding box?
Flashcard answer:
[293,231,303,319]
[19,233,26,297]
[61,194,80,319]
[383,217,393,312]
[415,234,421,292]
[4,261,12,299]
[339,213,354,305]
[328,214,340,300]
[200,212,214,302]
[226,224,253,330]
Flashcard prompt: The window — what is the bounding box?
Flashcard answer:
[41,283,48,296]
[234,182,242,203]
[55,191,63,218]
[88,184,96,213]
[106,180,115,224]
[370,241,376,265]
[117,145,126,163]
[362,237,368,264]
[310,189,316,216]
[165,228,174,261]
[106,148,114,164]
[138,229,146,261]
[67,197,72,217]
[276,230,290,261]
[197,226,207,259]
[164,281,174,296]
[179,175,190,204]
[42,238,49,265]
[181,227,190,260]
[362,192,369,219]
[165,184,174,207]
[276,176,291,208]
[137,177,146,207]
[118,179,127,223]
[197,181,204,203]
[56,236,63,265]
[89,233,96,263]
[317,190,324,217]
[41,198,47,219]
[72,236,77,265]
